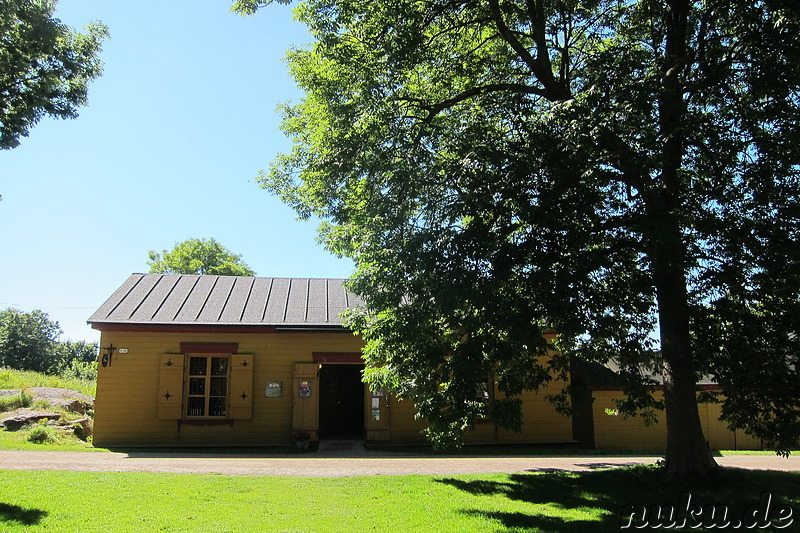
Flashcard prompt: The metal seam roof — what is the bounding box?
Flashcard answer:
[87,274,361,327]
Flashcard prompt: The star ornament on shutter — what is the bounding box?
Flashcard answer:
[240,391,248,401]
[163,391,173,401]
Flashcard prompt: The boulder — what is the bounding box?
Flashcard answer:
[70,417,92,440]
[1,409,61,431]
[27,387,94,410]
[45,398,90,414]
[71,417,93,441]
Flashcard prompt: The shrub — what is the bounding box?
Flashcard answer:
[31,398,53,410]
[60,360,98,382]
[26,421,58,444]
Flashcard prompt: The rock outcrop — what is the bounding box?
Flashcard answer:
[0,387,95,440]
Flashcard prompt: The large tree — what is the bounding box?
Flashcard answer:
[148,237,257,276]
[0,0,108,149]
[235,0,800,478]
[0,308,61,373]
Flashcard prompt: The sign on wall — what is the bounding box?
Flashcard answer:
[265,381,283,398]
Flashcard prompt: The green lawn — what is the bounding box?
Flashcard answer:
[0,428,103,451]
[0,466,797,532]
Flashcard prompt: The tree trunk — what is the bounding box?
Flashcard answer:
[646,0,718,480]
[649,221,719,480]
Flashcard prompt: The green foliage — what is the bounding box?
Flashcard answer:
[244,0,800,468]
[147,237,256,276]
[0,0,108,149]
[60,359,97,382]
[0,309,97,377]
[0,308,61,373]
[50,340,98,379]
[25,420,58,444]
[0,389,31,412]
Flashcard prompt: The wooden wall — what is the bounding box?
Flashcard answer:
[591,390,763,452]
[94,328,573,447]
[93,330,364,446]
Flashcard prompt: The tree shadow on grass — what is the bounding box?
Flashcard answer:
[436,466,800,532]
[0,502,47,526]
[437,469,626,532]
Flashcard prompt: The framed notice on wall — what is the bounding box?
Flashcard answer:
[298,380,312,398]
[265,381,282,398]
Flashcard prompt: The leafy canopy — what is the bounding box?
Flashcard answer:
[0,0,108,150]
[238,0,800,465]
[0,308,96,376]
[147,237,256,277]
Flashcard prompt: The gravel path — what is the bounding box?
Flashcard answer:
[0,447,797,477]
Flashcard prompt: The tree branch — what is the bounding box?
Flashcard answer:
[399,83,548,123]
[487,0,570,101]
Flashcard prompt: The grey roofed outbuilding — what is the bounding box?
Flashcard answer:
[87,273,363,328]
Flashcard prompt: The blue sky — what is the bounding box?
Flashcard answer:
[1,0,353,343]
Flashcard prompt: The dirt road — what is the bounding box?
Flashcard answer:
[1,447,797,477]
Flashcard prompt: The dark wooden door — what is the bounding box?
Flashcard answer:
[318,364,365,438]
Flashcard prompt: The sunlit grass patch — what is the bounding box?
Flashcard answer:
[0,466,797,532]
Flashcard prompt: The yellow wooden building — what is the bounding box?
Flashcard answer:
[88,273,573,447]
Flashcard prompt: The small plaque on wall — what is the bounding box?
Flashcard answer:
[265,381,283,398]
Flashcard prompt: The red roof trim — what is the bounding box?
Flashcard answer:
[180,342,239,354]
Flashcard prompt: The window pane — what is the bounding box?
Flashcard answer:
[210,376,227,396]
[185,355,230,418]
[208,397,226,417]
[211,357,228,376]
[187,396,205,416]
[189,357,207,376]
[189,377,205,395]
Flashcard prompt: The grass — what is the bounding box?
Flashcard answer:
[0,428,101,451]
[718,449,799,456]
[0,368,96,451]
[0,368,96,397]
[0,389,32,412]
[0,466,797,532]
